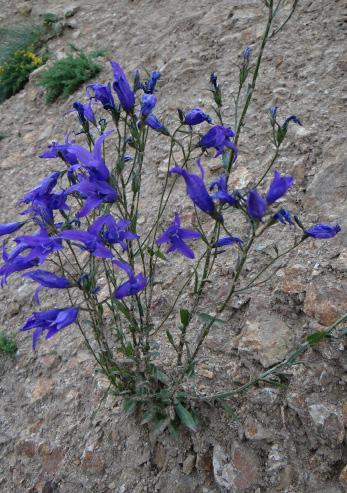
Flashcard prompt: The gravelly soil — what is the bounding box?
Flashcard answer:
[0,1,346,492]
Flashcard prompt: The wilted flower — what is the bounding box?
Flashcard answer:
[304,223,341,239]
[184,108,212,126]
[214,236,243,248]
[157,212,201,259]
[273,209,294,225]
[111,61,135,113]
[282,115,302,130]
[140,94,157,116]
[145,113,168,134]
[113,260,148,299]
[20,307,78,350]
[142,70,161,94]
[170,160,215,216]
[200,125,237,158]
[247,190,267,220]
[243,46,252,63]
[266,171,294,204]
[71,100,96,125]
[86,83,116,111]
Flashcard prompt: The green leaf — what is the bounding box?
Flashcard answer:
[306,331,327,345]
[222,150,231,170]
[156,368,169,384]
[141,409,156,425]
[166,330,177,350]
[180,308,191,328]
[123,398,137,415]
[175,402,198,432]
[198,312,225,325]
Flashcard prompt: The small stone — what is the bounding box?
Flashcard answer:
[16,439,36,458]
[339,465,347,491]
[213,443,260,492]
[31,379,53,402]
[238,313,294,367]
[182,454,196,475]
[66,19,78,29]
[38,443,66,473]
[304,280,347,326]
[244,416,271,441]
[228,166,252,189]
[81,448,106,475]
[16,1,32,16]
[38,124,53,141]
[308,402,345,445]
[342,401,347,428]
[64,5,79,17]
[276,264,307,294]
[198,368,214,379]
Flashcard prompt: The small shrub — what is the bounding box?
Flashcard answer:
[0,331,17,355]
[38,49,103,103]
[0,50,44,102]
[0,24,45,102]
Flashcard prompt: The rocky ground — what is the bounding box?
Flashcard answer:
[0,0,346,492]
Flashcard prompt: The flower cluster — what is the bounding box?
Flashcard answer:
[0,58,341,358]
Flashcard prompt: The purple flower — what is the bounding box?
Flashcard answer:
[23,269,71,304]
[86,83,116,111]
[111,61,135,113]
[0,249,39,286]
[209,175,238,206]
[10,228,63,264]
[210,72,219,91]
[20,172,60,205]
[184,108,212,126]
[66,175,117,218]
[88,214,139,250]
[145,113,168,134]
[266,171,294,204]
[142,71,161,94]
[243,46,252,63]
[20,306,78,350]
[200,125,237,158]
[170,160,215,215]
[214,236,243,248]
[72,100,96,125]
[156,212,201,259]
[140,94,157,117]
[273,209,294,225]
[0,221,26,237]
[304,223,341,239]
[282,115,302,130]
[58,131,113,182]
[113,260,148,299]
[39,137,79,168]
[58,229,114,259]
[247,190,267,220]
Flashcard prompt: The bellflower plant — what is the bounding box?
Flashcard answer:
[2,1,343,434]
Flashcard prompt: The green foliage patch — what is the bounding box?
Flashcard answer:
[38,49,103,103]
[0,24,45,103]
[0,331,17,355]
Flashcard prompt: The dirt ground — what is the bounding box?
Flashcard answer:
[0,0,346,492]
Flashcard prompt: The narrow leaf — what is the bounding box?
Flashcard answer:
[198,312,225,325]
[175,401,198,432]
